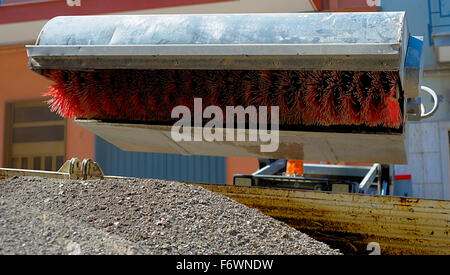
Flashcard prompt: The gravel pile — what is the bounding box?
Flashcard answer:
[0,176,341,255]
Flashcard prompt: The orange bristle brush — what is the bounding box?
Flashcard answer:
[41,69,403,129]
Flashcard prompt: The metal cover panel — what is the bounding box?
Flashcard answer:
[35,13,405,46]
[27,12,406,71]
[76,120,408,164]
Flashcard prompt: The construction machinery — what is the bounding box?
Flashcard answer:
[26,12,438,164]
[17,12,449,254]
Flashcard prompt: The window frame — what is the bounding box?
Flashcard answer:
[3,99,67,170]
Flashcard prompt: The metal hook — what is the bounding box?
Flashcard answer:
[420,86,439,119]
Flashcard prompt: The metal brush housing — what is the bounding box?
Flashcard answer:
[26,12,428,163]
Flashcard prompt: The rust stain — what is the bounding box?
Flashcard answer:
[195,183,450,255]
[397,197,421,207]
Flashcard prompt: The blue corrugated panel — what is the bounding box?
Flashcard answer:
[94,136,226,184]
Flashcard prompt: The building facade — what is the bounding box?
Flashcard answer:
[380,0,449,200]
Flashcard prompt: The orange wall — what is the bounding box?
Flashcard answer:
[0,44,94,166]
[226,156,259,185]
[65,119,95,161]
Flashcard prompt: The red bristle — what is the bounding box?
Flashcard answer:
[117,70,138,120]
[357,73,373,126]
[128,70,148,121]
[40,68,403,129]
[259,70,274,107]
[117,70,137,120]
[338,72,353,125]
[319,71,342,126]
[176,70,193,109]
[126,70,142,120]
[371,71,386,126]
[133,70,148,120]
[340,91,360,125]
[274,71,297,125]
[204,70,224,107]
[303,71,324,125]
[242,71,262,107]
[318,89,335,125]
[292,71,307,124]
[360,96,376,126]
[97,70,121,119]
[383,94,402,128]
[362,72,383,127]
[350,72,365,125]
[143,71,157,121]
[190,70,206,119]
[43,87,68,116]
[149,70,166,121]
[242,71,252,105]
[204,70,220,107]
[339,72,361,125]
[222,71,235,107]
[160,70,178,115]
[45,70,84,118]
[81,71,103,118]
[43,71,66,115]
[382,72,402,128]
[138,70,151,121]
[226,71,245,107]
[216,71,228,112]
[67,70,89,118]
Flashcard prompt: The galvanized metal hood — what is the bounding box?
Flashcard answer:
[27,12,407,71]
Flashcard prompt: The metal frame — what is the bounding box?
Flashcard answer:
[234,161,383,195]
[359,163,381,194]
[0,157,123,180]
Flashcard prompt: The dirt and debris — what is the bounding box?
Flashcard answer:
[0,176,341,255]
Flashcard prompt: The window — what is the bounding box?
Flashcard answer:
[3,100,65,171]
[441,0,450,17]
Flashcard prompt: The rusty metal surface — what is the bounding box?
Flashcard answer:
[194,184,450,255]
[0,168,71,180]
[0,167,124,181]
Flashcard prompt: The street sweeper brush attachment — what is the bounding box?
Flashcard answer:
[26,12,432,163]
[41,69,403,128]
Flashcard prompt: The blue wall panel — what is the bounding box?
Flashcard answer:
[381,0,437,67]
[95,136,226,184]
